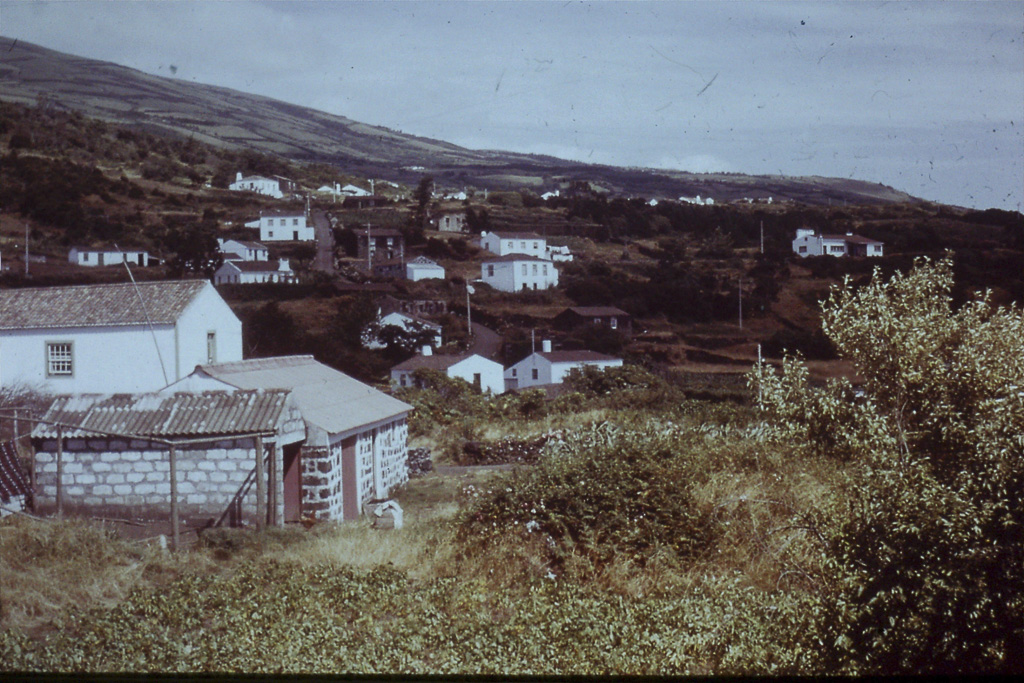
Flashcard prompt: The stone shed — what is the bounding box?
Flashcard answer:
[30,390,305,526]
[165,356,413,522]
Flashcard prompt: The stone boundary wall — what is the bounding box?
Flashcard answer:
[32,436,282,525]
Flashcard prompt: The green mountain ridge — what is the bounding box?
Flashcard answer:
[0,36,918,205]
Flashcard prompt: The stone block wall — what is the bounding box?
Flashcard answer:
[301,445,343,521]
[32,436,276,525]
[377,417,409,496]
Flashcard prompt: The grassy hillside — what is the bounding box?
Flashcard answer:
[0,35,921,203]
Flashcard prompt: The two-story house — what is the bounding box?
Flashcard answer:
[480,231,547,258]
[481,255,559,292]
[356,228,405,262]
[0,280,243,394]
[245,210,314,242]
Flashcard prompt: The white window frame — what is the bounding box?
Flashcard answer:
[46,341,74,377]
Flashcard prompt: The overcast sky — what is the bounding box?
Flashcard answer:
[2,0,1022,211]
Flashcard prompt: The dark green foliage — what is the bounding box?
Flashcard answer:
[458,423,718,574]
[164,219,222,278]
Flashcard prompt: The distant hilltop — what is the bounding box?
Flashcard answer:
[0,36,918,206]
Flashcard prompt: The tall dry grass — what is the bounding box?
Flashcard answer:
[0,515,218,635]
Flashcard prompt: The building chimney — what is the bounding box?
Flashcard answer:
[421,346,432,356]
[541,339,552,353]
[236,172,243,182]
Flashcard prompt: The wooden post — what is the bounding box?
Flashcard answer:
[268,439,279,527]
[169,444,180,552]
[255,435,266,531]
[56,425,64,519]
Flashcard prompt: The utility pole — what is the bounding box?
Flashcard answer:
[466,284,474,339]
[738,277,744,330]
[760,220,764,255]
[25,224,29,277]
[366,223,372,271]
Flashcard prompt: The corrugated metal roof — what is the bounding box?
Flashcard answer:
[31,390,290,439]
[0,280,208,330]
[197,356,412,436]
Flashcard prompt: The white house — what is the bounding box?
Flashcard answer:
[244,210,314,242]
[218,239,269,262]
[679,195,715,206]
[164,355,412,522]
[480,231,547,258]
[68,247,150,268]
[229,172,295,199]
[406,256,445,282]
[0,281,242,394]
[792,229,884,257]
[363,311,442,350]
[390,348,504,394]
[545,244,574,262]
[481,255,559,292]
[504,341,622,390]
[214,259,297,285]
[340,184,371,197]
[436,213,467,233]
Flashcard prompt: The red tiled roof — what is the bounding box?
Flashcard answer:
[391,353,474,372]
[490,231,544,240]
[820,233,883,245]
[564,306,630,317]
[539,350,619,363]
[482,254,554,264]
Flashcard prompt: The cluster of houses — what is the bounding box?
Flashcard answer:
[214,238,297,285]
[388,306,631,393]
[0,280,412,527]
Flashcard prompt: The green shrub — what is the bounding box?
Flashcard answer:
[457,422,718,576]
[752,257,1024,674]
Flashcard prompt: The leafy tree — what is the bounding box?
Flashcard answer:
[751,257,1024,674]
[165,220,223,278]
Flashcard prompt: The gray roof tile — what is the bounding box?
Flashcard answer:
[0,281,208,330]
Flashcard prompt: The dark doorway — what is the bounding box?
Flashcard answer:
[341,436,359,521]
[282,443,302,523]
